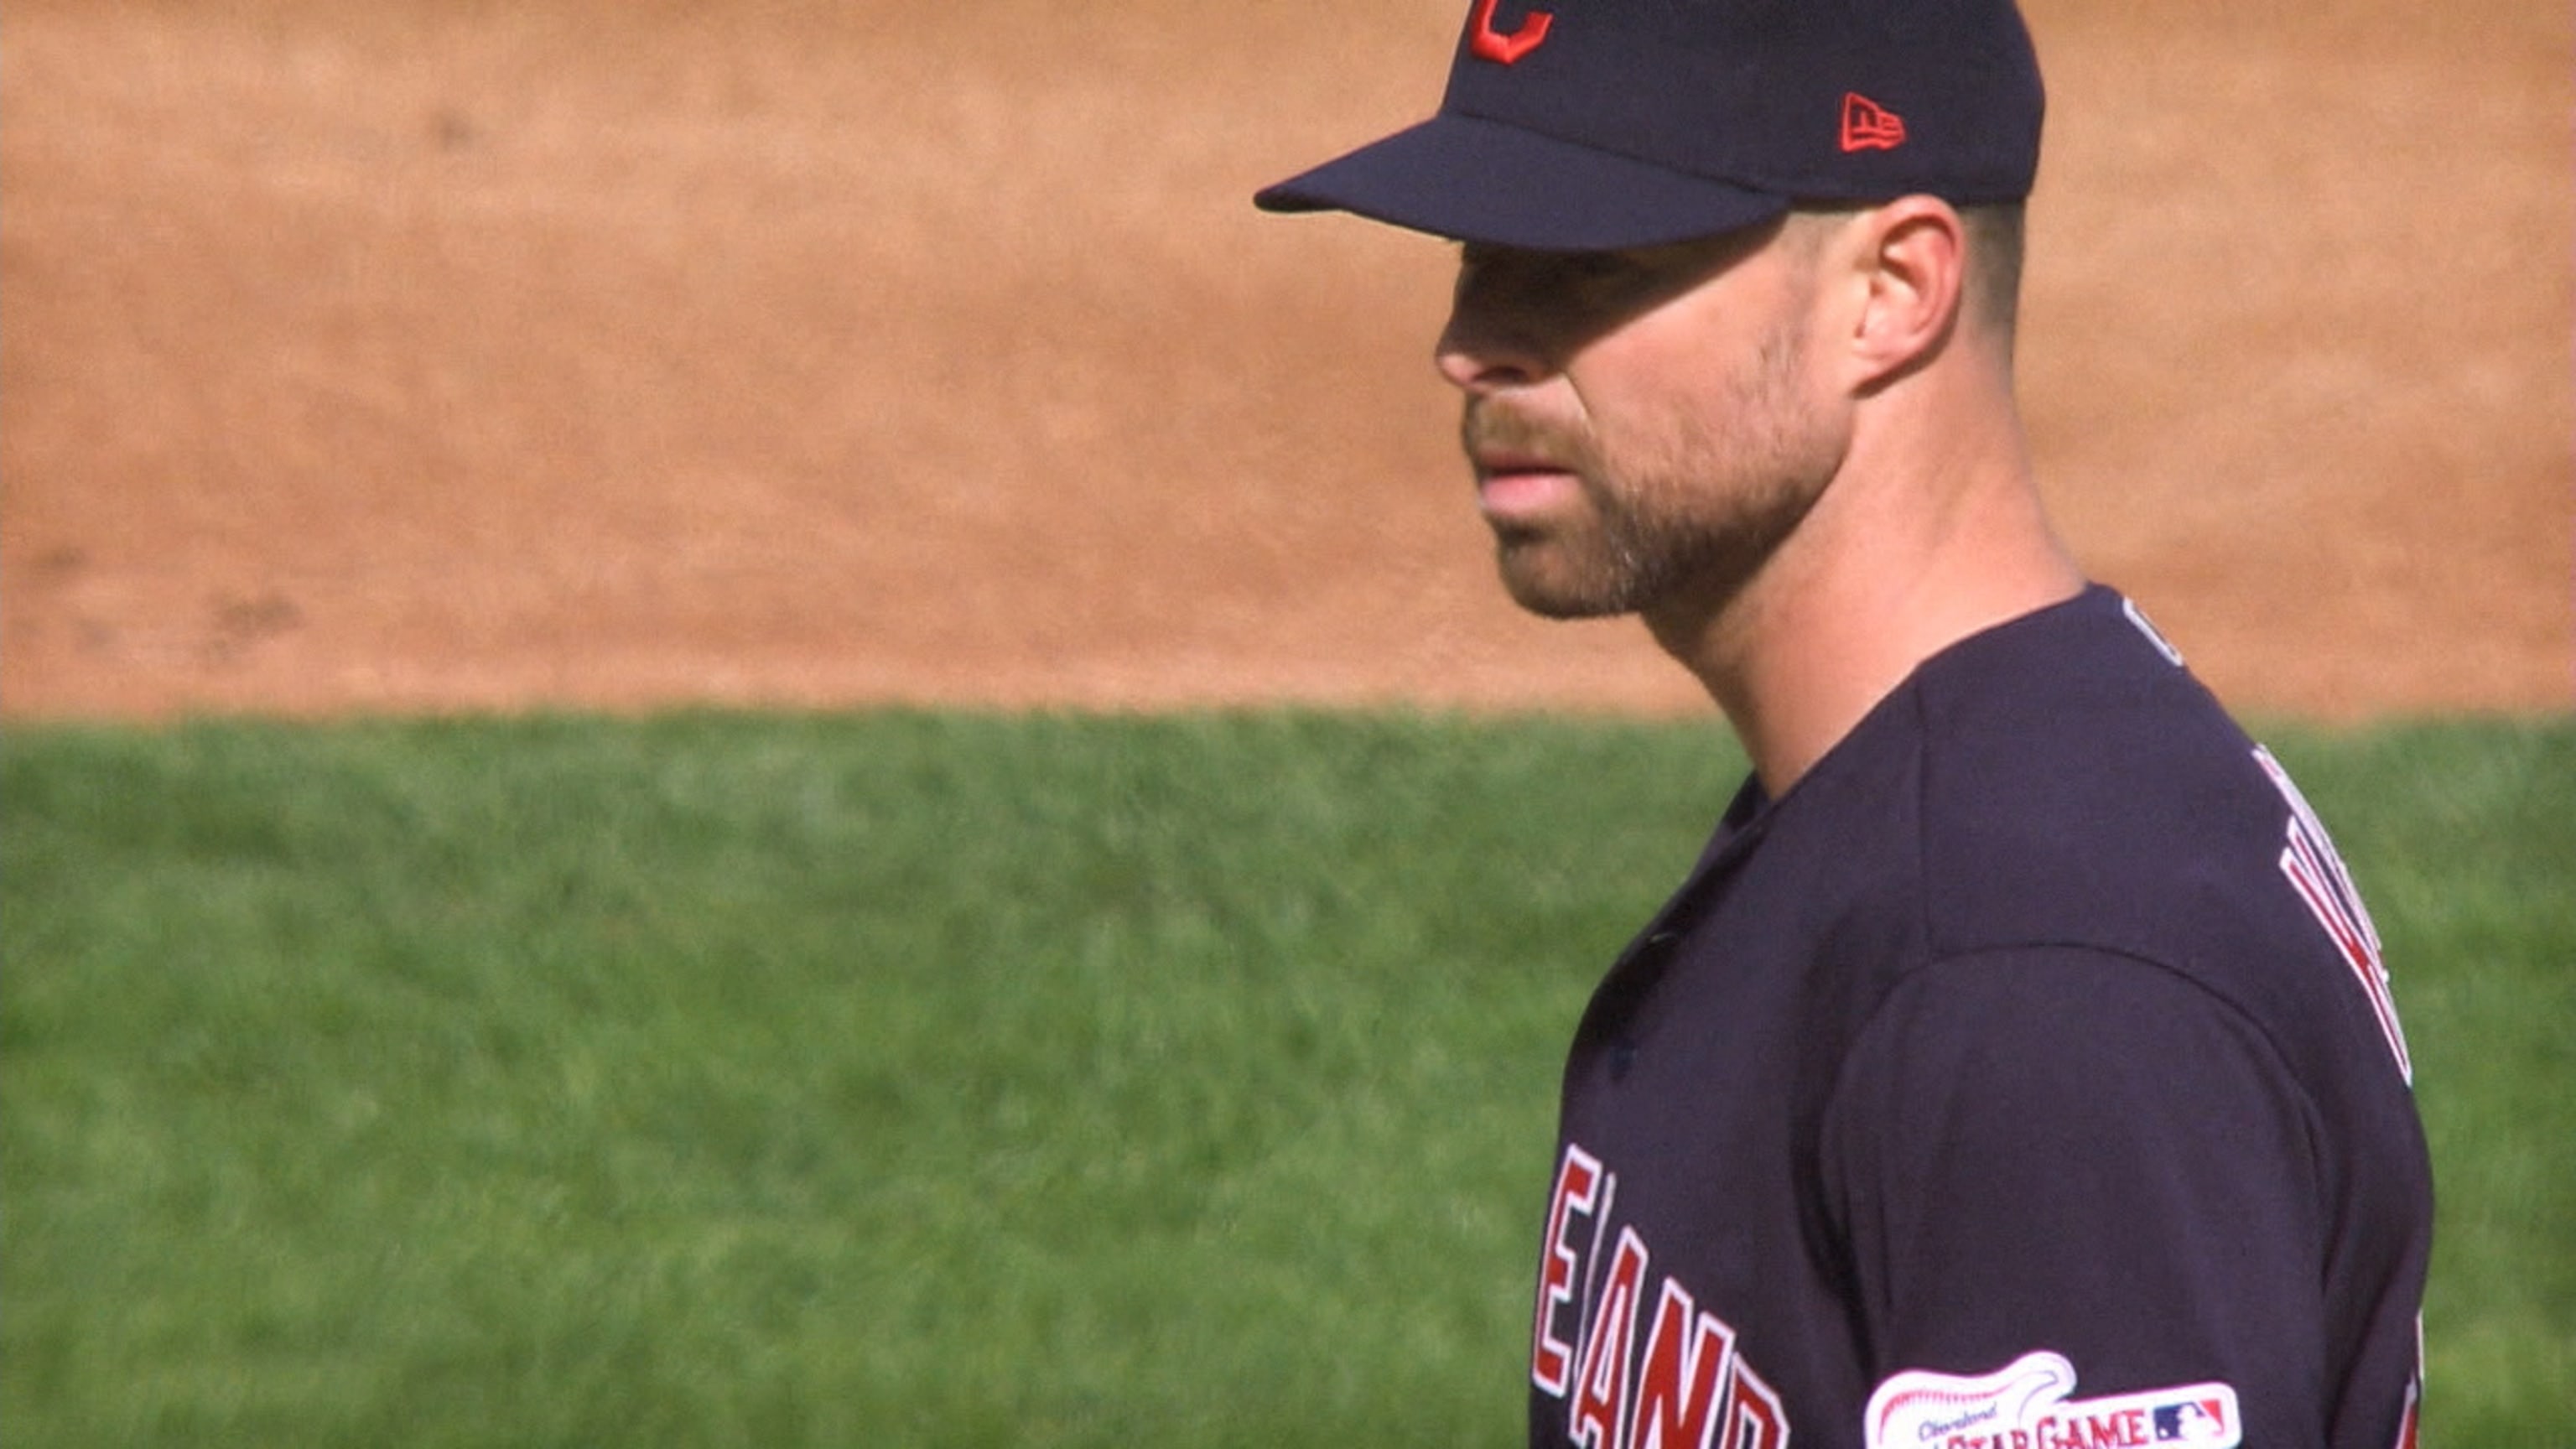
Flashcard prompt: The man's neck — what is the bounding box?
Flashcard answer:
[1647,403,2084,796]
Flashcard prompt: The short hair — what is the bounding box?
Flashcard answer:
[1960,202,2026,345]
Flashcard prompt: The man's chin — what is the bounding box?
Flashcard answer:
[1494,548,1640,621]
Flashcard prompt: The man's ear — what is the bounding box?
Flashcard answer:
[1841,196,1966,393]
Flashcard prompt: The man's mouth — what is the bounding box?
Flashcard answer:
[1473,454,1584,520]
[1465,406,1590,520]
[1472,449,1561,476]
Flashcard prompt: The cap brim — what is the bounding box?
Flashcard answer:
[1254,112,1787,252]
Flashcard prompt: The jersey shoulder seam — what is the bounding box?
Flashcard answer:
[1826,938,2329,1173]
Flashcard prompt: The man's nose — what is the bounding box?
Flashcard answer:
[1435,303,1551,393]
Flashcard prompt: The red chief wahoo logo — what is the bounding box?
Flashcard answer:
[1470,0,1555,64]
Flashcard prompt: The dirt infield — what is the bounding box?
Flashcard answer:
[6,0,2569,722]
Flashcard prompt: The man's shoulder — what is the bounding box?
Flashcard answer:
[1898,589,2293,971]
[1872,595,2418,1101]
[1740,588,2386,1057]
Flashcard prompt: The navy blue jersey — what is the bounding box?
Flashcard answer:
[1527,586,2430,1449]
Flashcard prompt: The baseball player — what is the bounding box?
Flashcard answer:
[1254,3,2433,1448]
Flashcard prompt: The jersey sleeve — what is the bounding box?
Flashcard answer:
[1818,943,2334,1447]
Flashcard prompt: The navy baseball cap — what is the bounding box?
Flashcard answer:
[1254,0,2044,251]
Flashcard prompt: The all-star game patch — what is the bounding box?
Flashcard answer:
[1866,1351,2241,1449]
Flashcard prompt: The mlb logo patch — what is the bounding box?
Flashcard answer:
[2152,1396,2233,1441]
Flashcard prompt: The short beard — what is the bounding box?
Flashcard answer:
[1473,324,1839,622]
[1547,450,1824,622]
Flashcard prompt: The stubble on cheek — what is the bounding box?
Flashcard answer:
[1467,330,1837,625]
[1601,388,1831,618]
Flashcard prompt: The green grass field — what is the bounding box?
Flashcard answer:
[6,712,2569,1446]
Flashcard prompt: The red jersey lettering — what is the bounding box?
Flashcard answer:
[1569,1228,1649,1448]
[1534,1145,1605,1394]
[1633,1277,1741,1449]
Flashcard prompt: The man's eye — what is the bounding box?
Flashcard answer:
[1556,252,1632,282]
[1459,246,1624,279]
